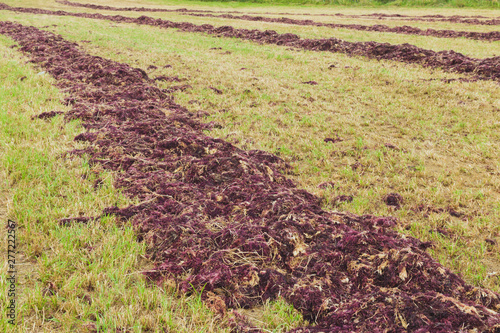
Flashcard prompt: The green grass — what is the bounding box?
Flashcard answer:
[1,0,500,330]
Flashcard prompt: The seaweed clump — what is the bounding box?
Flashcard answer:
[1,21,500,332]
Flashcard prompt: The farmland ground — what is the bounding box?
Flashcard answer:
[1,0,500,332]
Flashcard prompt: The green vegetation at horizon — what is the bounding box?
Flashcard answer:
[151,0,500,9]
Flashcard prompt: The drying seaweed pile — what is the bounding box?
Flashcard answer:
[56,0,500,41]
[184,12,500,42]
[56,0,500,26]
[344,12,500,26]
[2,20,500,332]
[319,12,500,26]
[1,3,500,82]
[56,0,219,13]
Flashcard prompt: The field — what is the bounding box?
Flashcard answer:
[1,0,500,332]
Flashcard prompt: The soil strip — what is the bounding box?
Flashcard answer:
[1,3,500,82]
[2,20,500,332]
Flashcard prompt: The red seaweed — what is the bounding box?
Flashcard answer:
[183,12,500,42]
[383,192,404,209]
[0,3,500,81]
[1,3,500,82]
[56,0,500,41]
[2,20,500,332]
[56,0,500,26]
[32,110,64,120]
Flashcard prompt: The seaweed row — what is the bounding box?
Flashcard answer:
[1,3,500,82]
[1,20,500,332]
[183,12,500,42]
[56,0,500,25]
[57,0,500,41]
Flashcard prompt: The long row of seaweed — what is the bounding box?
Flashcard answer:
[56,0,500,41]
[1,20,499,332]
[1,2,500,83]
[55,0,500,25]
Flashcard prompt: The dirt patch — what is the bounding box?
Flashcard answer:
[1,3,499,82]
[2,20,500,332]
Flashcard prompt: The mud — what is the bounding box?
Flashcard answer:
[57,0,500,26]
[2,20,500,332]
[1,3,500,82]
[55,0,500,41]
